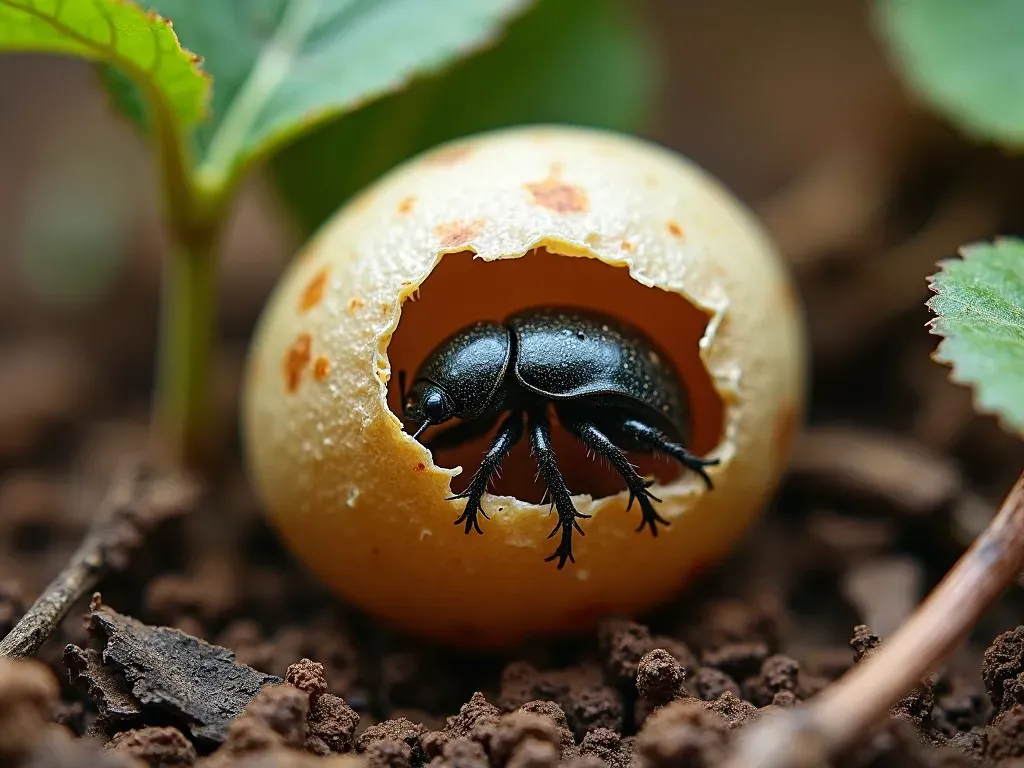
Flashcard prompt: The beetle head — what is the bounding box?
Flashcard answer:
[400,370,456,439]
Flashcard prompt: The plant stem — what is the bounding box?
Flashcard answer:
[724,467,1024,768]
[153,228,220,469]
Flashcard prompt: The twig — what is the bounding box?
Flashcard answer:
[723,468,1024,768]
[0,456,200,658]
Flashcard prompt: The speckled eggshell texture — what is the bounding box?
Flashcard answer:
[242,125,806,648]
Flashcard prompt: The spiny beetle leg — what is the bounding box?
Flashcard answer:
[620,418,720,490]
[448,410,523,535]
[527,405,589,569]
[564,415,670,537]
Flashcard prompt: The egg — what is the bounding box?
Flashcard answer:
[241,125,806,648]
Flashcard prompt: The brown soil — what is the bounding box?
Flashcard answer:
[4,2,1024,767]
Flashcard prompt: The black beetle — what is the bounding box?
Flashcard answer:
[399,306,719,569]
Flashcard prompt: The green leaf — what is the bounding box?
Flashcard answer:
[874,0,1024,146]
[927,238,1024,436]
[271,0,657,234]
[0,0,209,129]
[137,0,534,197]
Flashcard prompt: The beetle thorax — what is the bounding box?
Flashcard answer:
[414,321,512,420]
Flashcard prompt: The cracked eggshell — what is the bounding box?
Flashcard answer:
[242,125,806,648]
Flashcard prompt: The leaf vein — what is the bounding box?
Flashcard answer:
[196,0,322,190]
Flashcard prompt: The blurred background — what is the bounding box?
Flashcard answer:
[1,0,1023,684]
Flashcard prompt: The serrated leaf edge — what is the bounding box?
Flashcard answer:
[1,0,212,126]
[924,237,1024,438]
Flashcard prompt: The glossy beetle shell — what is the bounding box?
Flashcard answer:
[242,125,807,648]
[508,307,686,435]
[412,321,511,420]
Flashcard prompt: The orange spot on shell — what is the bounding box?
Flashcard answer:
[299,268,329,313]
[620,240,636,254]
[347,297,365,315]
[313,356,330,382]
[435,219,485,248]
[397,196,416,215]
[284,333,312,394]
[414,462,426,472]
[525,174,588,214]
[667,221,684,238]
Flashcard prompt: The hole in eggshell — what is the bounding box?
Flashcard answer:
[385,247,725,504]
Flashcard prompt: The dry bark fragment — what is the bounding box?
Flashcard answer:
[64,644,143,731]
[68,605,281,749]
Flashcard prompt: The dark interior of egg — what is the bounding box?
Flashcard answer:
[385,247,725,504]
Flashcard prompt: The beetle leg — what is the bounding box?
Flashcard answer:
[562,414,669,537]
[619,418,720,490]
[448,410,523,535]
[527,405,590,569]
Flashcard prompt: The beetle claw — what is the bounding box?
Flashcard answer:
[544,502,589,572]
[629,485,670,537]
[686,457,720,490]
[452,492,490,535]
[626,484,662,512]
[635,510,671,537]
[544,526,578,569]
